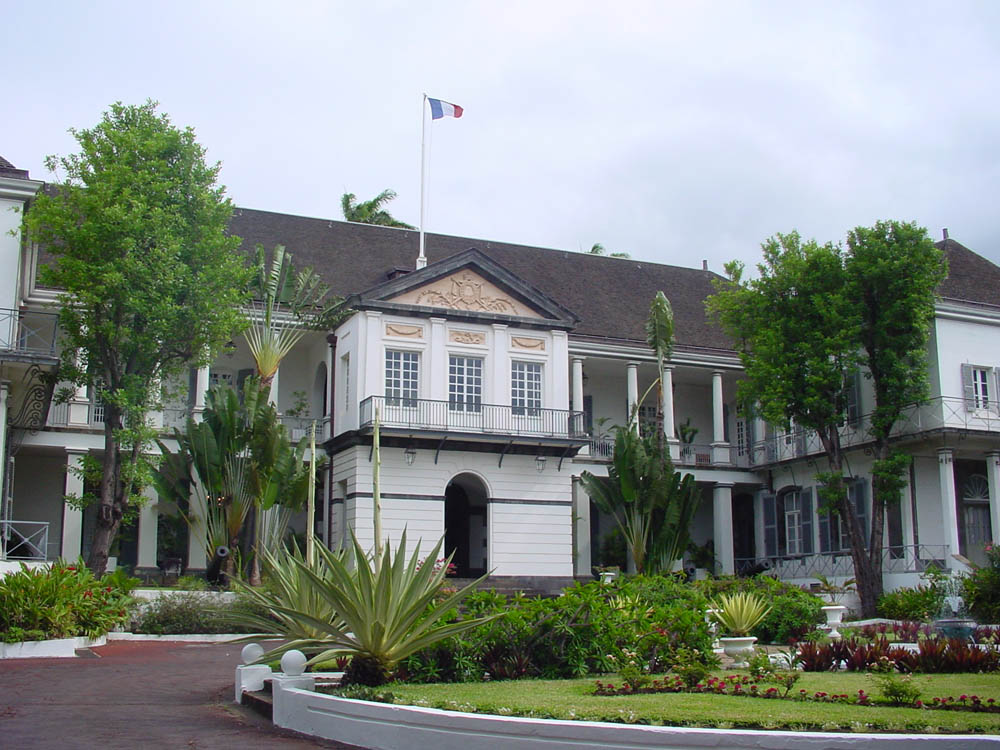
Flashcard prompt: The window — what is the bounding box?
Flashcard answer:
[962,364,997,412]
[634,404,657,437]
[845,371,862,427]
[449,355,483,412]
[341,353,350,411]
[511,361,542,415]
[818,478,868,554]
[763,487,814,558]
[385,350,418,407]
[209,369,234,389]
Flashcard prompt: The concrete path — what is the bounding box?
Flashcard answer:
[0,640,364,749]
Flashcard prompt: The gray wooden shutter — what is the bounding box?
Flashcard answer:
[762,493,777,558]
[818,503,831,553]
[962,364,976,411]
[800,488,814,555]
[852,479,868,549]
[846,372,861,427]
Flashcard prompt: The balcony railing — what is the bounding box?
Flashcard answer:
[735,544,951,579]
[0,308,59,358]
[360,396,587,441]
[1,520,50,561]
[280,415,331,442]
[747,396,1000,467]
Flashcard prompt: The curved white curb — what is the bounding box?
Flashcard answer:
[269,684,1000,750]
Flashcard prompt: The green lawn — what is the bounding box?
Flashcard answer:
[381,672,1000,734]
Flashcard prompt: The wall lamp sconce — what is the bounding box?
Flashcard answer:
[535,455,547,473]
[404,446,417,466]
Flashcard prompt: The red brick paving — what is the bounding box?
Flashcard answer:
[0,640,364,749]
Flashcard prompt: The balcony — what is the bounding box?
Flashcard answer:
[359,395,587,444]
[748,396,1000,467]
[735,544,951,579]
[0,308,59,360]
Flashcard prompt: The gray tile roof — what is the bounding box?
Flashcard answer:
[228,208,733,351]
[0,154,30,179]
[936,238,1000,309]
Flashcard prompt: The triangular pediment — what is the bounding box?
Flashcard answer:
[387,268,545,318]
[345,249,578,329]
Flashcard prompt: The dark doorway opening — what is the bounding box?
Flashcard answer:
[444,474,488,577]
[733,492,757,574]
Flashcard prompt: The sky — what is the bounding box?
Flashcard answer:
[6,1,1000,273]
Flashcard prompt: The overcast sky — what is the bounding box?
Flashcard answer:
[6,1,1000,273]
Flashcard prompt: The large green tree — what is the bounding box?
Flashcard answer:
[708,223,945,616]
[340,189,414,228]
[24,101,252,576]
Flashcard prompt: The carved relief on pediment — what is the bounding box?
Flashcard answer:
[385,323,424,339]
[449,330,486,345]
[511,336,545,351]
[389,270,542,318]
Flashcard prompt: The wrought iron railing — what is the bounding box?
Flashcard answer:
[0,308,58,357]
[360,396,587,440]
[280,415,331,441]
[1,520,50,561]
[735,544,952,578]
[747,396,1000,467]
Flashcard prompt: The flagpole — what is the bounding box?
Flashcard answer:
[417,93,428,270]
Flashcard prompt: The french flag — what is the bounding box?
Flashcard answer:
[428,97,463,120]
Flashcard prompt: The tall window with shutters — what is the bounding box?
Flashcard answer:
[762,487,814,558]
[962,363,998,413]
[818,478,869,554]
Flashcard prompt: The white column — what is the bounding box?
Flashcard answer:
[626,361,639,432]
[571,358,584,413]
[938,448,961,560]
[193,364,210,422]
[713,482,735,575]
[900,463,918,569]
[987,451,1000,545]
[662,365,679,460]
[711,370,730,465]
[572,476,592,578]
[62,450,86,559]
[136,483,159,576]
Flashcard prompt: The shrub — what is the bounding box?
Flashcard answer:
[696,575,823,644]
[871,672,922,706]
[963,543,1000,623]
[0,560,136,640]
[876,585,942,621]
[131,591,263,634]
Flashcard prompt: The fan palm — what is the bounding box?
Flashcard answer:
[341,189,414,229]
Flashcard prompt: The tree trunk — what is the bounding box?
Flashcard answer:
[87,406,123,576]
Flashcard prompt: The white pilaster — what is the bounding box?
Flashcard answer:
[711,370,730,464]
[193,364,210,422]
[428,318,447,402]
[325,339,335,441]
[662,365,679,460]
[987,451,1000,545]
[713,482,735,575]
[363,310,383,405]
[491,324,509,406]
[136,484,159,575]
[572,476,592,578]
[900,463,918,569]
[938,448,961,559]
[551,330,569,410]
[61,450,86,560]
[626,361,639,432]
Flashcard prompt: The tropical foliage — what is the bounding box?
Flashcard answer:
[580,427,700,575]
[341,189,414,228]
[711,591,772,637]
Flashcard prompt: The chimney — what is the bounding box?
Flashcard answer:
[702,260,709,271]
[942,228,949,241]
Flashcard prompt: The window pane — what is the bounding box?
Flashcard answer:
[385,350,418,406]
[512,361,542,414]
[449,356,483,412]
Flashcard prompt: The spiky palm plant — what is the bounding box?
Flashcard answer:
[711,591,772,637]
[251,529,496,686]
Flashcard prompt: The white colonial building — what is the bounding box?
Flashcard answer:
[1,154,998,593]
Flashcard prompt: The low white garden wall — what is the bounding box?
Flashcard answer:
[0,635,106,659]
[268,682,999,750]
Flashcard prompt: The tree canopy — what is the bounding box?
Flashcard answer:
[707,221,945,616]
[23,100,253,575]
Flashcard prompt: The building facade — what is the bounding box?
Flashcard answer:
[2,155,998,594]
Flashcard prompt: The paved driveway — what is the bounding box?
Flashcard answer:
[0,640,363,749]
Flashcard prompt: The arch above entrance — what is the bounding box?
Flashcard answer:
[444,472,489,578]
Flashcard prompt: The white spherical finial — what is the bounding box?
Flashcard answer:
[241,642,265,665]
[281,649,308,677]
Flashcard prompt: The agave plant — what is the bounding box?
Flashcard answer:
[711,591,772,637]
[248,529,496,686]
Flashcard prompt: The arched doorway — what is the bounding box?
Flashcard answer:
[444,473,488,577]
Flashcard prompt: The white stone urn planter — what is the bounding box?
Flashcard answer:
[821,604,847,639]
[719,636,756,668]
[598,570,618,584]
